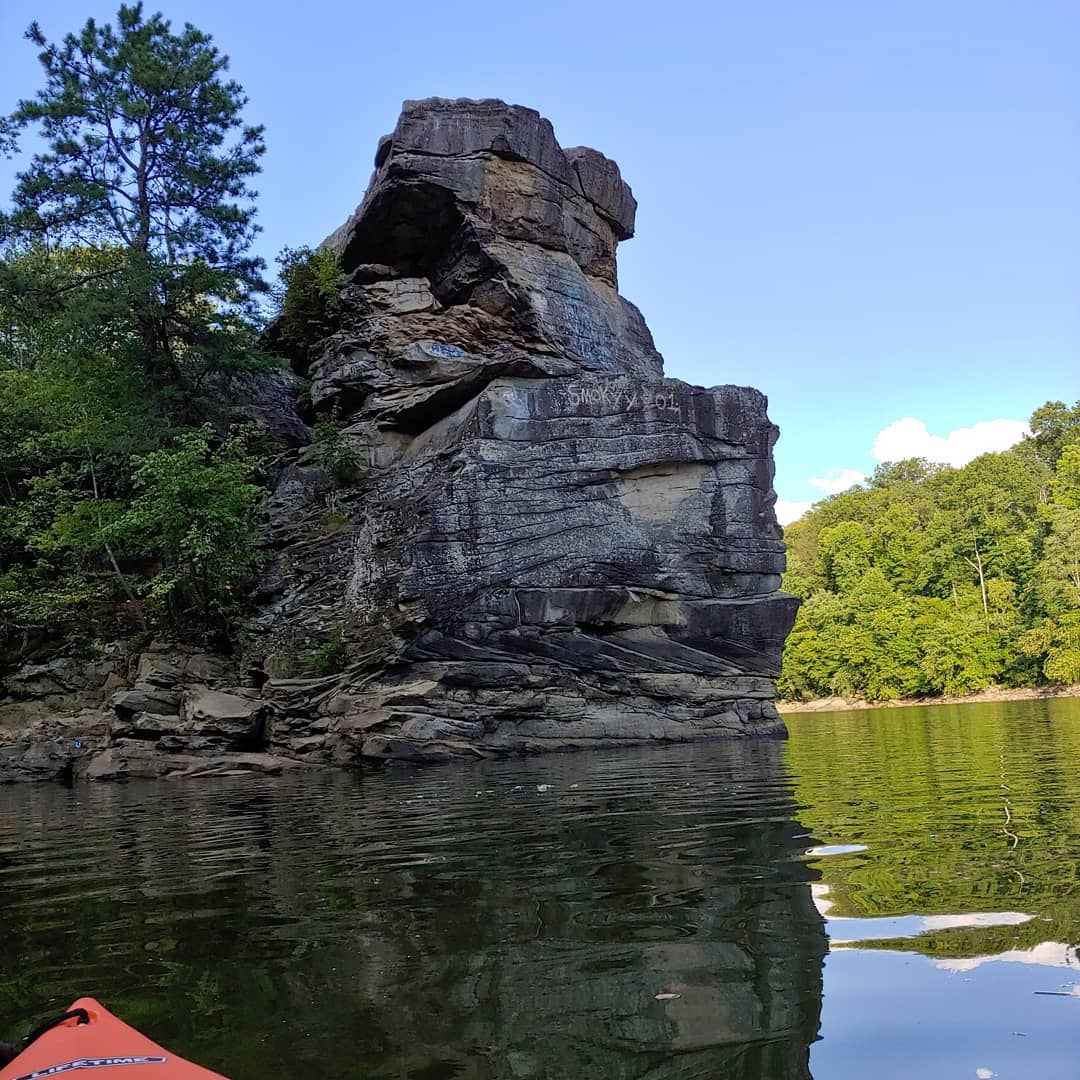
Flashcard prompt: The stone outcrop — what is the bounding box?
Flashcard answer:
[249,97,798,763]
[0,97,798,781]
[0,645,323,781]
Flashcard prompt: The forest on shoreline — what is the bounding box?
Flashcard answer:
[779,401,1080,702]
[0,6,337,666]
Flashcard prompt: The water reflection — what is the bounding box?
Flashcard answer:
[935,942,1079,972]
[786,698,1080,1080]
[786,699,1080,964]
[8,700,1079,1078]
[0,741,826,1079]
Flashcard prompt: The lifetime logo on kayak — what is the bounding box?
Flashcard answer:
[15,1058,167,1079]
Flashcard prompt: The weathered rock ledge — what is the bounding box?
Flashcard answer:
[1,98,797,781]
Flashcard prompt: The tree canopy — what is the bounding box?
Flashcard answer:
[1,2,267,395]
[780,401,1080,700]
[0,5,271,654]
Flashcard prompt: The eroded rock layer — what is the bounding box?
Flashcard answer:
[0,97,797,779]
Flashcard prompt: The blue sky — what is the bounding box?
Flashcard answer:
[2,1,1077,520]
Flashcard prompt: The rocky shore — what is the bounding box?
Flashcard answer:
[778,683,1080,714]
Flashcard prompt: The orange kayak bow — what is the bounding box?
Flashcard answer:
[0,999,226,1080]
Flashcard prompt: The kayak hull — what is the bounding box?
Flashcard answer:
[0,999,227,1080]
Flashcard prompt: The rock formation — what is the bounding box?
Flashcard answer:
[0,97,798,780]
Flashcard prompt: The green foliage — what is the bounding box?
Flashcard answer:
[105,425,263,629]
[272,246,342,361]
[313,419,360,482]
[0,8,272,650]
[780,400,1080,700]
[1,4,269,405]
[1029,400,1080,466]
[305,630,350,676]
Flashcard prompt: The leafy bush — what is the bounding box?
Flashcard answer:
[105,425,264,631]
[305,630,350,675]
[273,246,342,360]
[313,419,360,482]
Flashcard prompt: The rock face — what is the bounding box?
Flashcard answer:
[251,97,797,763]
[0,97,797,781]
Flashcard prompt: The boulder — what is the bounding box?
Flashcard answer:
[180,687,267,748]
[0,709,110,783]
[111,685,183,720]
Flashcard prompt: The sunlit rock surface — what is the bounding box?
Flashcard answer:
[247,97,797,764]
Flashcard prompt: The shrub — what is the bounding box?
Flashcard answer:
[273,246,342,360]
[104,425,264,630]
[313,419,360,482]
[305,630,350,675]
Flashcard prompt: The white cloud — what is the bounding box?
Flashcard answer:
[775,499,812,526]
[871,417,1029,467]
[808,468,867,496]
[936,940,1078,974]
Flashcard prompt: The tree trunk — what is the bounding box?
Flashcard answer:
[963,535,989,627]
[84,435,147,630]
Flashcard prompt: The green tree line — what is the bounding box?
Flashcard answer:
[0,5,329,660]
[779,401,1080,701]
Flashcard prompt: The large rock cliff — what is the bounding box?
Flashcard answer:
[0,98,798,780]
[250,97,797,762]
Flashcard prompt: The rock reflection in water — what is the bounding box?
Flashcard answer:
[0,741,825,1079]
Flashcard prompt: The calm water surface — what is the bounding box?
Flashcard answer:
[2,698,1079,1078]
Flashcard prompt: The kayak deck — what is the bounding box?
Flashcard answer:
[0,999,227,1080]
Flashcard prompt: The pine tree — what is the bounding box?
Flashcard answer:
[0,6,269,645]
[1,3,268,402]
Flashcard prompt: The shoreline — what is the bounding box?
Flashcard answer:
[777,683,1080,714]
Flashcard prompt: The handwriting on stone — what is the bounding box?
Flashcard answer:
[565,384,679,413]
[425,342,466,359]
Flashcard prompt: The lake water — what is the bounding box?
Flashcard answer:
[2,698,1079,1079]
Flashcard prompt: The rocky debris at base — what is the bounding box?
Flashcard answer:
[0,638,788,782]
